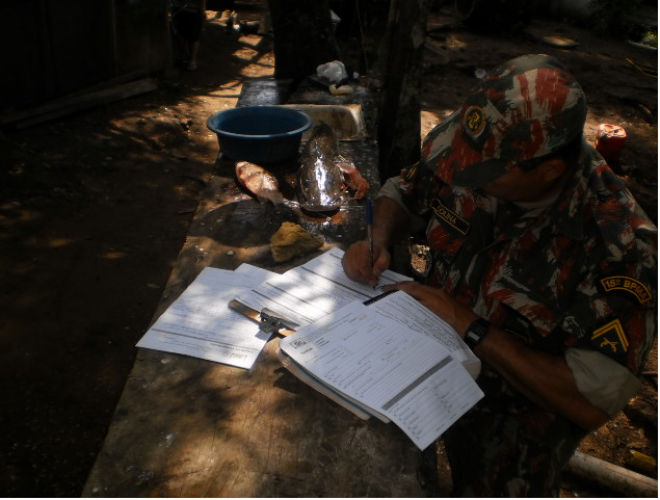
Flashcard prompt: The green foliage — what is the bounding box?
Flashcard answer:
[640,29,658,48]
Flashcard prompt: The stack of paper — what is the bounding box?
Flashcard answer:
[234,246,414,329]
[136,247,484,449]
[136,264,278,369]
[278,299,484,450]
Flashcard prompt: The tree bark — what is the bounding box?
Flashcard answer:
[267,0,340,80]
[376,0,432,182]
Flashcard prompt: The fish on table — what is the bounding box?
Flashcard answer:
[235,160,285,205]
[298,122,369,212]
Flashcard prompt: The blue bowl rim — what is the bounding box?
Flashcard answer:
[206,105,312,140]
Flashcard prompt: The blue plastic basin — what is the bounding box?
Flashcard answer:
[207,105,312,163]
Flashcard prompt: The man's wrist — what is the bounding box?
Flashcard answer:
[463,318,491,350]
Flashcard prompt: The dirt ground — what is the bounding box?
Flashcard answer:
[0,1,656,497]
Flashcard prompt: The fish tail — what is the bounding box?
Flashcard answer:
[257,191,285,205]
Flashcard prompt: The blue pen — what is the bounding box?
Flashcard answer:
[366,197,374,270]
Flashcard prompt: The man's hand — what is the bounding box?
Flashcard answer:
[342,240,391,287]
[342,196,412,286]
[382,281,478,335]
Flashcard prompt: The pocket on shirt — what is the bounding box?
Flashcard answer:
[426,217,469,264]
[488,277,564,342]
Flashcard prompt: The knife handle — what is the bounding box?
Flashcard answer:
[228,299,261,323]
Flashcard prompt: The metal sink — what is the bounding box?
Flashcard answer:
[282,104,367,141]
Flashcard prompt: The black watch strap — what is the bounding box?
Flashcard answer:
[464,318,491,349]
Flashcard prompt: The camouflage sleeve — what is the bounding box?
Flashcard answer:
[377,174,428,234]
[581,160,658,374]
[561,231,657,377]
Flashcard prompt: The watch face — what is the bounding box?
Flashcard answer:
[466,319,490,348]
[466,331,480,342]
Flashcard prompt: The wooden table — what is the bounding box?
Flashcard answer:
[82,81,432,497]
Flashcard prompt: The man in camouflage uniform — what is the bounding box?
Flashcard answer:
[342,54,657,496]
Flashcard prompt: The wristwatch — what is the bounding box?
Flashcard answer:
[464,318,491,349]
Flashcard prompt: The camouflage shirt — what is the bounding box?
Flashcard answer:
[395,140,657,376]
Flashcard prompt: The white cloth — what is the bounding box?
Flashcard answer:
[566,348,641,417]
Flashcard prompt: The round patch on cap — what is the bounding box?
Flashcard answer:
[464,106,486,137]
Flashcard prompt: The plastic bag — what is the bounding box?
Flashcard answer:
[316,61,348,85]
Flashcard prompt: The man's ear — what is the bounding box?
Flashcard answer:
[539,158,567,182]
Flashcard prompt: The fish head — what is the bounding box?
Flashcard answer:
[302,122,339,158]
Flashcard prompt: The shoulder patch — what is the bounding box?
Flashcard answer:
[464,106,486,137]
[591,319,628,357]
[599,275,652,305]
[430,199,470,235]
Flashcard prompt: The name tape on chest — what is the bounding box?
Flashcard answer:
[430,199,470,235]
[599,275,652,305]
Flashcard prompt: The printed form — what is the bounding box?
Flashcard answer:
[280,300,484,450]
[236,247,413,328]
[366,290,481,378]
[136,264,278,369]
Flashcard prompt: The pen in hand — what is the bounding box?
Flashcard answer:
[366,197,375,285]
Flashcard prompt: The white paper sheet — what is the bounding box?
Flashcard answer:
[366,290,481,378]
[280,300,484,450]
[136,264,279,369]
[236,247,413,328]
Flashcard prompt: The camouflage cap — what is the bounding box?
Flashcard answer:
[423,54,587,188]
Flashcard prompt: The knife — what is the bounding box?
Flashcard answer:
[228,299,299,337]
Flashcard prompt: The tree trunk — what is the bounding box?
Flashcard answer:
[376,0,432,181]
[267,0,340,80]
[566,451,658,498]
